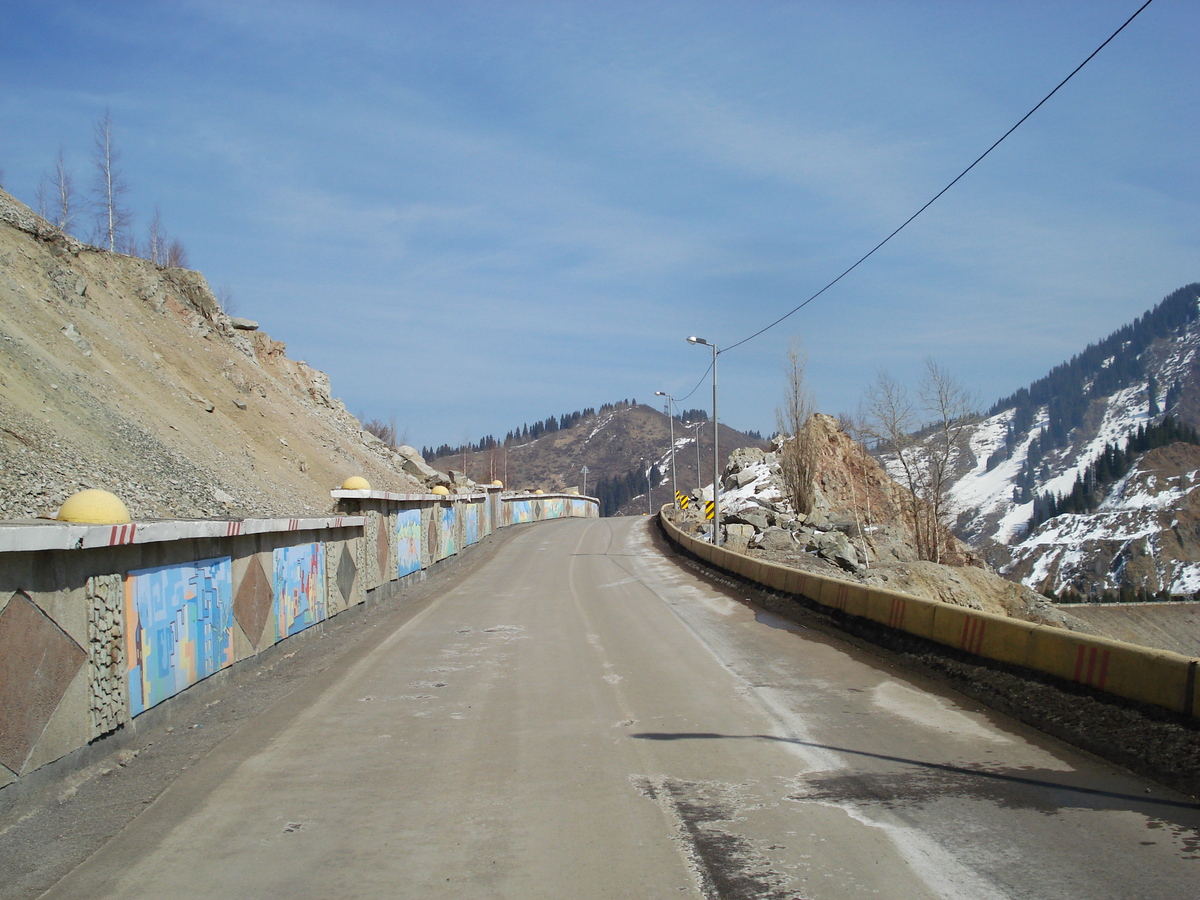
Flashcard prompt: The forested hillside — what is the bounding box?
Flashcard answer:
[937,282,1200,600]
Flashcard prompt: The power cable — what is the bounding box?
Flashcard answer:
[718,0,1155,356]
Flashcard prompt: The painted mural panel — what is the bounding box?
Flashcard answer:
[124,557,234,717]
[464,503,481,546]
[396,508,422,577]
[545,498,566,519]
[570,499,589,518]
[511,500,533,524]
[439,505,458,559]
[274,543,327,640]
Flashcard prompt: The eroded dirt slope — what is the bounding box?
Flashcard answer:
[0,189,422,520]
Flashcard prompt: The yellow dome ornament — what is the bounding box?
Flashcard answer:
[431,485,451,496]
[492,480,503,488]
[56,489,131,525]
[341,476,371,491]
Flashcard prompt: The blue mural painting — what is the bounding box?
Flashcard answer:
[274,542,327,639]
[464,502,481,546]
[124,557,234,717]
[396,508,422,577]
[439,505,458,559]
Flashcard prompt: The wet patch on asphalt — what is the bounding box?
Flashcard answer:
[633,776,810,900]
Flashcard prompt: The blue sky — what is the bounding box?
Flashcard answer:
[3,1,1196,449]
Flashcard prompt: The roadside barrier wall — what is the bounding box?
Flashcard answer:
[0,490,598,788]
[658,510,1199,721]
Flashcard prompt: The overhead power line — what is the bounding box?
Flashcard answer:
[718,0,1155,356]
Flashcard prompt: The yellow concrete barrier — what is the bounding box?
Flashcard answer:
[656,510,1198,719]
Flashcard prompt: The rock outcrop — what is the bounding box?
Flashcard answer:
[675,413,1085,629]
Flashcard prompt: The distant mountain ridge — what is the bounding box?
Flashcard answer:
[427,401,766,515]
[940,282,1200,598]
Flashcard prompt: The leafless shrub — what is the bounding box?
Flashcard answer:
[775,337,818,515]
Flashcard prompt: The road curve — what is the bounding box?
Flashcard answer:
[43,516,1200,899]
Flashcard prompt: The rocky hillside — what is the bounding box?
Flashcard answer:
[675,413,1083,630]
[923,283,1200,599]
[0,188,438,520]
[430,401,767,514]
[1004,443,1200,599]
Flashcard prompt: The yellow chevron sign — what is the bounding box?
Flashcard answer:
[676,491,689,509]
[704,500,715,520]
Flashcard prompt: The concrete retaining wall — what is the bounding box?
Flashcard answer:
[658,510,1199,720]
[0,490,598,789]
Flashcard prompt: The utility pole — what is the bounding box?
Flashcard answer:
[688,336,721,544]
[655,391,677,507]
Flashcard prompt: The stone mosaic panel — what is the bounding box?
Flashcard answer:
[234,553,273,648]
[87,574,127,737]
[337,543,357,606]
[0,592,86,773]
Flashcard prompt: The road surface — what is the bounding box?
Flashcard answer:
[42,516,1200,899]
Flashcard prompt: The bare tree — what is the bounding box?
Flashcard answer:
[52,148,77,235]
[362,418,397,448]
[861,368,930,559]
[215,282,237,316]
[918,357,977,563]
[146,207,165,264]
[35,177,49,220]
[90,109,132,252]
[165,239,189,268]
[861,362,976,563]
[775,337,818,515]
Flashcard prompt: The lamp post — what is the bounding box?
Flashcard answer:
[687,336,720,545]
[655,391,678,508]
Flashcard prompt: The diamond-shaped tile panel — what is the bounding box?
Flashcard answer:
[234,554,273,648]
[376,519,390,580]
[0,592,86,774]
[337,544,357,604]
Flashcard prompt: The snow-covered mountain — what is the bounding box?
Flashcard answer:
[943,283,1200,598]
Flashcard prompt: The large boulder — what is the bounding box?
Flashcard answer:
[725,524,755,553]
[726,508,770,531]
[394,445,449,486]
[814,530,861,573]
[726,446,765,473]
[756,527,798,552]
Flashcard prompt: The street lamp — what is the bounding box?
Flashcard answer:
[655,391,678,508]
[687,336,720,545]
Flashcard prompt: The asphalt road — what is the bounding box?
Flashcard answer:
[40,517,1200,899]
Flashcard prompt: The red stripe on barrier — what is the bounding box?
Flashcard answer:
[108,524,136,545]
[889,598,905,629]
[834,583,849,611]
[960,617,985,655]
[1073,647,1111,689]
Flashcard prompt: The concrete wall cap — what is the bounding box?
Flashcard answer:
[0,516,365,553]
